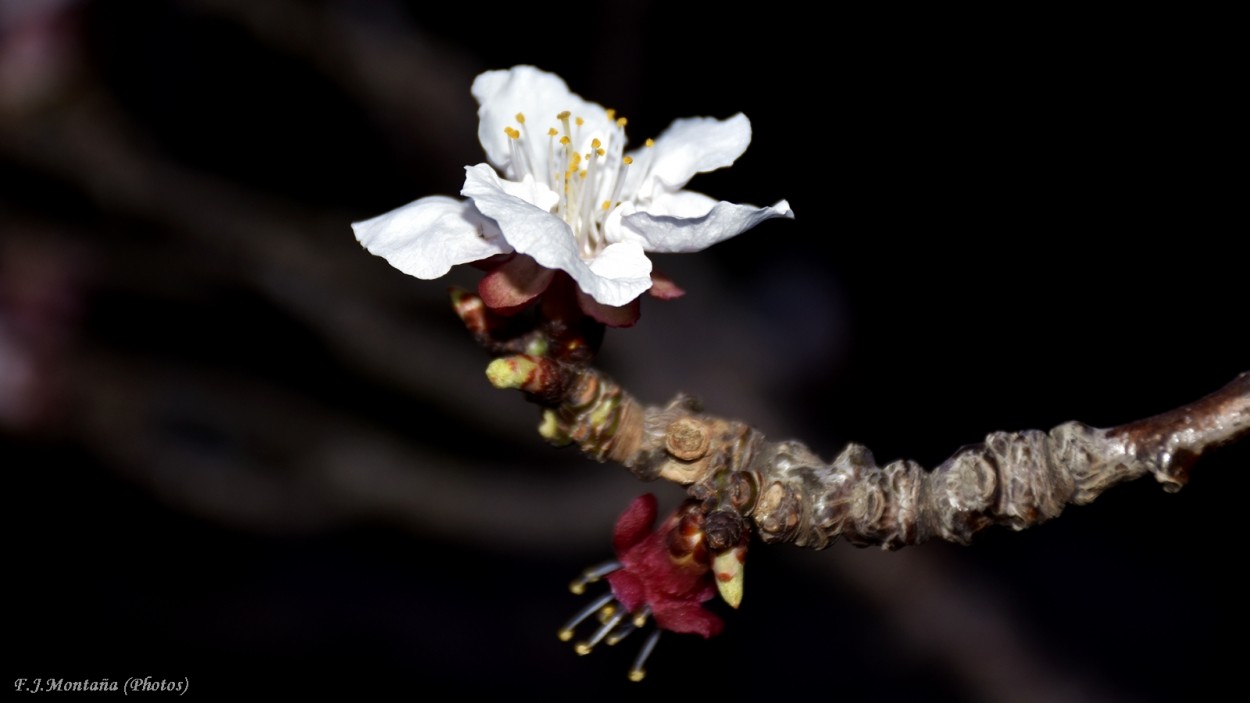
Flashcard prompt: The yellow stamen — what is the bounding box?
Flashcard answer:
[559,136,571,146]
[557,629,574,642]
[602,200,611,211]
[591,138,602,150]
[596,148,605,157]
[503,126,520,139]
[628,630,660,683]
[575,116,584,126]
[623,155,634,165]
[515,112,525,124]
[557,110,571,120]
[645,138,655,148]
[606,108,616,121]
[616,117,628,128]
[547,127,558,136]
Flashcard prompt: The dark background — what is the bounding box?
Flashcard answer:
[3,1,1245,700]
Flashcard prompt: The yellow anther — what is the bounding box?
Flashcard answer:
[559,136,571,146]
[515,112,525,124]
[591,138,602,149]
[645,138,655,148]
[622,155,634,165]
[606,109,616,120]
[570,152,582,166]
[575,116,584,126]
[504,126,520,139]
[616,117,628,128]
[580,169,587,178]
[547,127,558,136]
[557,629,574,642]
[557,111,571,120]
[601,200,611,211]
[596,148,605,157]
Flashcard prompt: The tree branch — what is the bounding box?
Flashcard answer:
[476,294,1249,552]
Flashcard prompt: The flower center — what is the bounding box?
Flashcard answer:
[503,109,655,258]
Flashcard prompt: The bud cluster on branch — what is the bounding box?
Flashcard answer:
[485,335,1249,551]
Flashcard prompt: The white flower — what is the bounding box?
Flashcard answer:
[352,65,793,313]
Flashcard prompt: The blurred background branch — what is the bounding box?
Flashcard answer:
[4,1,1245,699]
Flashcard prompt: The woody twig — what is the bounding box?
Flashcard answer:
[465,289,1250,555]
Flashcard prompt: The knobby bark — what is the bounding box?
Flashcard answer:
[476,294,1249,552]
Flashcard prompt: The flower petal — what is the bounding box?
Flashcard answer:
[352,195,511,279]
[634,189,718,218]
[496,173,559,212]
[628,113,752,200]
[605,569,647,615]
[623,196,795,253]
[648,271,686,300]
[612,493,658,554]
[651,599,724,638]
[462,165,653,307]
[577,241,653,308]
[472,65,612,180]
[577,291,641,327]
[478,255,555,314]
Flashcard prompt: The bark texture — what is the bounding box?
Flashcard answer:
[530,360,1250,550]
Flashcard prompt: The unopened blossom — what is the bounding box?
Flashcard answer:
[353,65,793,322]
[559,494,721,681]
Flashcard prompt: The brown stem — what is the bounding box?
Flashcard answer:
[499,353,1249,550]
